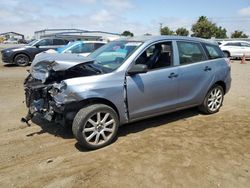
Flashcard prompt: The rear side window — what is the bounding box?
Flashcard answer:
[177,41,206,65]
[204,44,224,59]
[94,43,105,50]
[241,42,250,47]
[225,42,241,46]
[53,39,67,45]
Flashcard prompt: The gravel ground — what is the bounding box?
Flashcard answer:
[0,49,249,187]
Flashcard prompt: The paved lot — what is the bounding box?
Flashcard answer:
[0,49,249,187]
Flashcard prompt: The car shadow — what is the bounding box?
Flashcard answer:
[117,108,199,138]
[28,114,74,139]
[2,63,30,67]
[27,108,200,152]
[3,64,19,67]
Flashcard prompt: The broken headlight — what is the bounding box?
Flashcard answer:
[49,81,67,97]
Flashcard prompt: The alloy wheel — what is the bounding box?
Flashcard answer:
[82,112,116,146]
[207,87,223,112]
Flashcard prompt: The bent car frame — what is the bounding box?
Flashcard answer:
[23,36,231,149]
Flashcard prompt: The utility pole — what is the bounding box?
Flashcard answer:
[159,23,163,35]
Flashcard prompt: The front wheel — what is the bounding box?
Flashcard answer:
[199,85,224,114]
[72,104,119,150]
[14,54,29,66]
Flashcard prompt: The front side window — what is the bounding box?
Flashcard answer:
[36,39,52,46]
[204,44,224,59]
[135,42,173,69]
[177,41,206,64]
[69,43,94,53]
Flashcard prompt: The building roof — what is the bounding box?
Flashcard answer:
[0,32,24,37]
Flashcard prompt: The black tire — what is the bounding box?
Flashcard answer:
[199,84,224,114]
[14,54,30,66]
[72,104,119,150]
[223,51,230,58]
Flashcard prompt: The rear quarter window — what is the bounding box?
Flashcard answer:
[204,44,224,59]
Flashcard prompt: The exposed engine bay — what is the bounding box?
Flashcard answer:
[22,53,105,125]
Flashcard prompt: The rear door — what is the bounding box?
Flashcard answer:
[176,41,215,107]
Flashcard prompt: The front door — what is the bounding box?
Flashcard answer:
[126,41,179,121]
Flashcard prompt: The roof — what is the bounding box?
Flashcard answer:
[118,35,217,45]
[220,40,250,43]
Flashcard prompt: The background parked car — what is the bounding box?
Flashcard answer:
[219,41,250,58]
[47,41,107,56]
[1,38,69,66]
[3,39,18,44]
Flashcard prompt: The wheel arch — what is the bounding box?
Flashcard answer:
[222,50,230,57]
[66,97,120,121]
[13,52,31,62]
[214,81,226,94]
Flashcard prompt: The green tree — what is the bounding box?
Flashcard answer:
[231,30,248,38]
[215,26,227,39]
[175,27,189,36]
[191,16,227,39]
[160,26,174,35]
[121,30,134,37]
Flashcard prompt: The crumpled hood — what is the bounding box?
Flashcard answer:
[30,52,94,82]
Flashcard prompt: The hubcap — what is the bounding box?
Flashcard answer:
[17,55,28,65]
[82,112,115,146]
[207,87,223,112]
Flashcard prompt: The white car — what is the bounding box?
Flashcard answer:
[3,39,18,44]
[219,41,250,58]
[47,41,107,57]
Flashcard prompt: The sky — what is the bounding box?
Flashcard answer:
[0,0,250,38]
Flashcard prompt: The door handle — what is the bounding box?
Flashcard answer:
[204,66,212,71]
[168,72,178,78]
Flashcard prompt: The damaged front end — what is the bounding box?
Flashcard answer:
[22,53,103,125]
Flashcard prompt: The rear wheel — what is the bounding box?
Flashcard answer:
[72,104,119,150]
[199,84,224,114]
[223,51,230,58]
[14,54,29,66]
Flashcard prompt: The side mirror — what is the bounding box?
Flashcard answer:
[127,64,148,75]
[35,44,40,48]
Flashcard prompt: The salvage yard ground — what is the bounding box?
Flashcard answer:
[0,45,250,187]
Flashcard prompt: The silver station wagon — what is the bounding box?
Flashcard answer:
[23,36,231,149]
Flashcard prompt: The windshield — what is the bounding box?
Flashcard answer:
[89,41,142,72]
[27,39,38,46]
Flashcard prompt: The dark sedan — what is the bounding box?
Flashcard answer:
[1,38,69,66]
